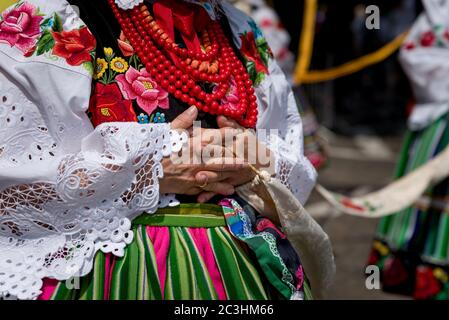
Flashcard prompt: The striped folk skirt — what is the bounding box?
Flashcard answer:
[39,202,312,300]
[369,112,449,299]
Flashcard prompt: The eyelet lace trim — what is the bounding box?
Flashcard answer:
[0,79,186,300]
[263,127,317,205]
[114,0,144,10]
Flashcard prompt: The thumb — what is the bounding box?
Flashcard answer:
[171,105,198,129]
[217,115,243,129]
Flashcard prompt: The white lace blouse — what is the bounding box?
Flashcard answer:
[0,0,316,299]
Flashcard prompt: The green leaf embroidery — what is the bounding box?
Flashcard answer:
[52,13,63,32]
[83,62,94,75]
[40,17,52,30]
[245,60,257,83]
[254,72,265,86]
[36,30,55,56]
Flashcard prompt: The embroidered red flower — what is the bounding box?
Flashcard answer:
[117,31,134,57]
[89,83,137,127]
[240,31,268,74]
[0,2,43,54]
[52,26,96,66]
[414,266,441,300]
[420,31,436,47]
[382,257,409,287]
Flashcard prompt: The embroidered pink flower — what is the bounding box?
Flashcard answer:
[214,78,239,111]
[117,31,134,57]
[0,2,43,54]
[116,66,169,114]
[295,266,305,290]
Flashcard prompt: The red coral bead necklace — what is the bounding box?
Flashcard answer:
[108,0,258,128]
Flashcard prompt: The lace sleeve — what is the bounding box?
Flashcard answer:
[256,59,317,204]
[0,78,181,300]
[0,0,190,300]
[0,59,187,301]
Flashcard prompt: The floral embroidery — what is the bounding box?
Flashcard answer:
[382,256,409,287]
[116,66,169,115]
[0,1,43,54]
[0,1,96,74]
[94,58,108,80]
[96,47,129,84]
[89,82,137,126]
[137,113,149,124]
[52,26,96,67]
[415,266,442,300]
[117,31,134,57]
[420,31,436,47]
[104,47,114,58]
[214,77,239,111]
[239,19,272,86]
[404,25,449,51]
[151,112,166,123]
[110,56,128,73]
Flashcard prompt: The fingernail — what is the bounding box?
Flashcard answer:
[198,174,207,183]
[226,188,235,196]
[187,105,197,115]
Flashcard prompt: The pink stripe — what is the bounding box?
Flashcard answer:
[188,228,228,300]
[38,278,59,300]
[104,253,114,300]
[146,226,170,298]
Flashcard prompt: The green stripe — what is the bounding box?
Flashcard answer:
[109,248,129,300]
[78,271,94,300]
[51,279,77,300]
[303,280,313,300]
[210,227,268,300]
[125,235,140,300]
[133,213,226,228]
[92,252,105,300]
[377,131,414,236]
[396,121,445,246]
[134,226,150,300]
[138,226,163,300]
[49,213,276,300]
[145,204,224,217]
[376,112,449,265]
[167,227,194,299]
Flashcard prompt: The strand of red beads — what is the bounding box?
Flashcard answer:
[108,0,258,128]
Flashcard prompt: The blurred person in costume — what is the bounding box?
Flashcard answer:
[368,0,449,300]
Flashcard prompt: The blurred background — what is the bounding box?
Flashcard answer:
[231,0,423,299]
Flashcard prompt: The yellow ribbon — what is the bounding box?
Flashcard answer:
[294,0,317,82]
[294,0,408,84]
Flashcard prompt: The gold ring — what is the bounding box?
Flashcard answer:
[198,181,208,189]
